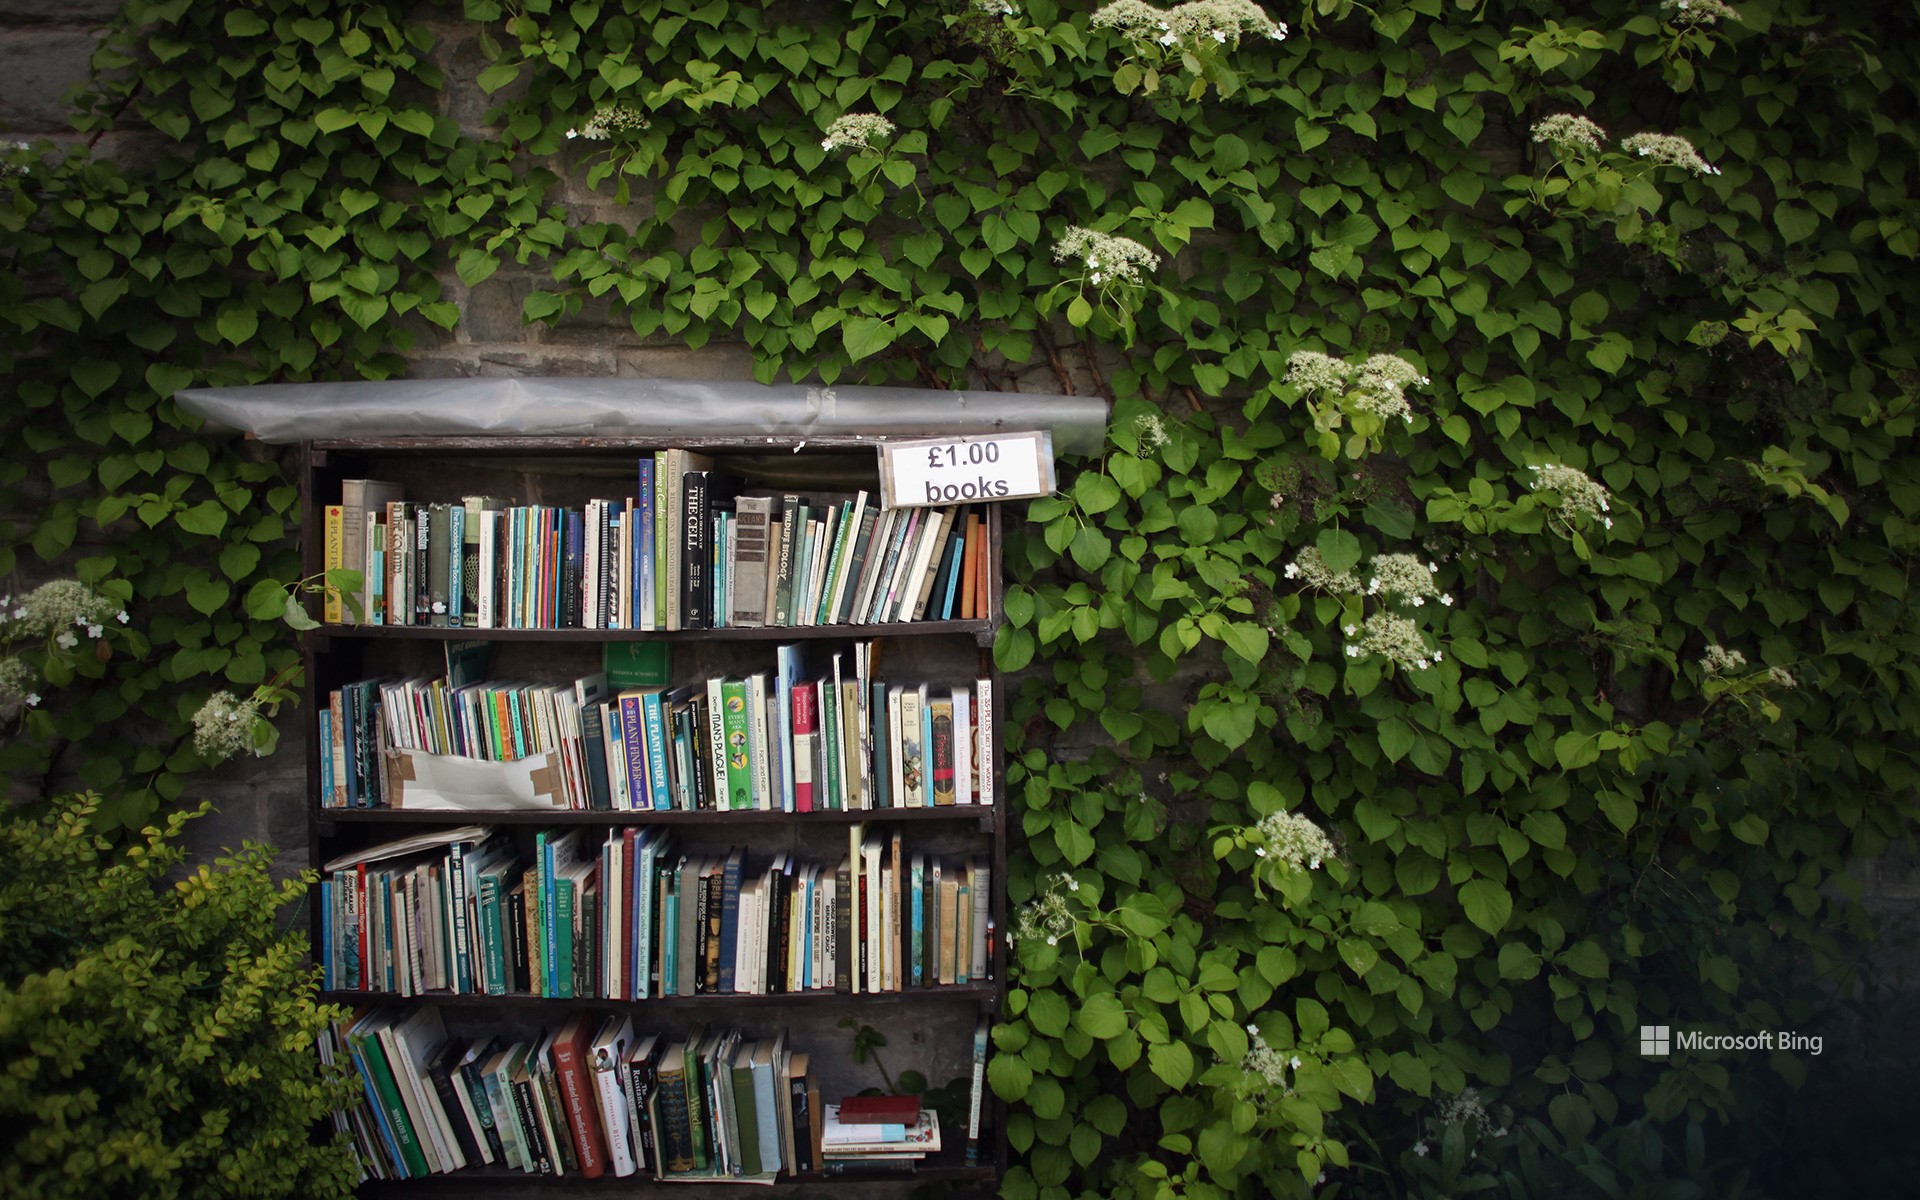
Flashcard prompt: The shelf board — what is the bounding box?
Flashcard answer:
[310,618,995,644]
[319,806,998,827]
[358,1159,997,1191]
[321,984,996,1009]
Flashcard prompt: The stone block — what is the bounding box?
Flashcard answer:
[457,274,536,343]
[0,0,121,21]
[614,343,756,381]
[0,29,98,133]
[473,344,617,376]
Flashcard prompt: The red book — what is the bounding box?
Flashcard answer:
[837,1094,921,1122]
[551,1014,608,1178]
[791,682,818,813]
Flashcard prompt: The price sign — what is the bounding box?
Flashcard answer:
[878,430,1056,510]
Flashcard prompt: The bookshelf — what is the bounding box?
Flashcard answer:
[299,435,1008,1193]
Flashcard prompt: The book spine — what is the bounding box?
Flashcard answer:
[790,683,817,813]
[594,1059,638,1177]
[682,471,711,629]
[448,502,466,628]
[552,1035,608,1178]
[834,855,853,993]
[655,1060,696,1173]
[720,680,753,810]
[509,1070,553,1174]
[637,459,656,630]
[730,495,772,627]
[323,504,346,623]
[930,697,956,805]
[717,852,743,994]
[977,677,994,806]
[415,504,435,627]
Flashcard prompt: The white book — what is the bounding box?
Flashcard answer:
[953,685,973,805]
[888,685,906,808]
[977,677,994,806]
[584,499,602,630]
[590,1017,638,1177]
[747,672,772,810]
[825,491,869,623]
[705,676,729,810]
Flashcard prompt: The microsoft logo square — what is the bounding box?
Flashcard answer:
[1640,1025,1670,1056]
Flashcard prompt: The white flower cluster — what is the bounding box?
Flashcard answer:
[1766,665,1797,689]
[1528,463,1614,529]
[1284,350,1427,425]
[0,656,39,708]
[1283,546,1362,594]
[565,104,649,140]
[972,0,1018,13]
[2,139,30,179]
[1240,1027,1302,1093]
[1250,809,1336,870]
[1344,611,1440,670]
[1367,553,1452,608]
[1621,132,1722,176]
[193,690,265,762]
[1,581,124,641]
[1700,643,1747,675]
[1437,1088,1511,1139]
[1662,0,1740,26]
[1530,113,1608,153]
[1053,226,1161,287]
[1012,872,1078,948]
[1133,412,1171,450]
[821,112,896,152]
[1091,0,1287,48]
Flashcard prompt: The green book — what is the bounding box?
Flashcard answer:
[720,679,754,810]
[347,1016,431,1178]
[553,868,577,1000]
[730,1041,762,1176]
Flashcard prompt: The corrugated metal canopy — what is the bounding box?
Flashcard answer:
[175,377,1110,456]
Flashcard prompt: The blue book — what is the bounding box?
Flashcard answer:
[641,690,672,811]
[618,690,654,812]
[716,847,745,993]
[318,708,334,805]
[661,862,681,995]
[341,1031,411,1177]
[632,830,663,999]
[910,854,923,986]
[800,868,816,989]
[636,457,655,630]
[448,502,465,628]
[319,879,334,991]
[937,515,966,619]
[775,644,804,812]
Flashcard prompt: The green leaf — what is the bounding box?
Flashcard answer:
[988,1053,1033,1101]
[842,316,895,361]
[1028,991,1070,1036]
[1147,1041,1194,1089]
[1315,528,1362,576]
[1075,994,1129,1039]
[1458,879,1513,935]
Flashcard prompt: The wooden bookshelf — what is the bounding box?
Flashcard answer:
[300,435,1008,1194]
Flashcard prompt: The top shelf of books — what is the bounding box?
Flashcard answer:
[314,444,1001,637]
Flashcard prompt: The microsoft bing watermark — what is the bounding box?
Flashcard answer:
[1639,1024,1822,1058]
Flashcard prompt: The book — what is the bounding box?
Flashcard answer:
[323,503,347,623]
[730,494,773,627]
[966,1012,990,1165]
[929,693,956,805]
[550,1014,608,1178]
[341,480,404,624]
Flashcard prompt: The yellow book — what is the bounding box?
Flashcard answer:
[323,504,346,623]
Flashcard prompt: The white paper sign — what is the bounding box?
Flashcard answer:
[878,430,1056,509]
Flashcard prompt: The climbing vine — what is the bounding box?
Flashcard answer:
[3,0,1918,1196]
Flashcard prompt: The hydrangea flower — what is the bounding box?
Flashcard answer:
[1766,665,1797,688]
[1700,644,1747,675]
[972,0,1018,12]
[565,104,649,140]
[5,580,120,640]
[1012,872,1078,948]
[1250,809,1337,870]
[1091,0,1287,46]
[1531,113,1608,153]
[1366,553,1451,607]
[1346,611,1440,670]
[193,690,265,762]
[1241,1029,1294,1090]
[1661,0,1741,26]
[1283,545,1363,594]
[1053,226,1161,287]
[821,113,896,153]
[1285,349,1427,425]
[1620,132,1722,176]
[1528,463,1614,529]
[0,656,37,708]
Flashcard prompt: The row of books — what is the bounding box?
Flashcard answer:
[318,642,994,813]
[322,464,993,630]
[325,1007,982,1182]
[320,825,993,1000]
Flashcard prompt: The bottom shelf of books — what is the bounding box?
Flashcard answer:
[320,1004,996,1190]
